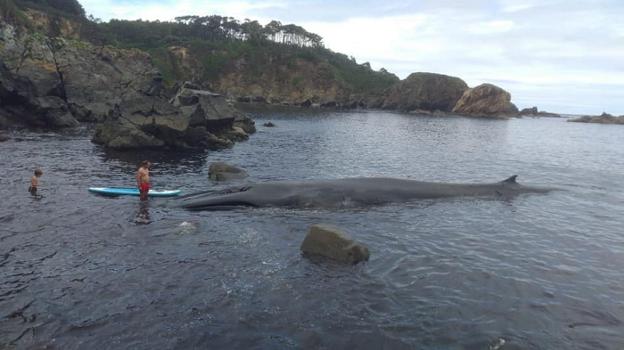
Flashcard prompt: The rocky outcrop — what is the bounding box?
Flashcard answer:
[381,72,468,112]
[452,83,518,117]
[518,106,561,118]
[208,162,249,181]
[0,14,255,150]
[519,107,538,115]
[92,83,255,149]
[568,113,624,125]
[300,224,370,264]
[0,18,160,126]
[0,61,78,128]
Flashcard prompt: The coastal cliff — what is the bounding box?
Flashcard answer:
[0,4,255,149]
[0,0,538,148]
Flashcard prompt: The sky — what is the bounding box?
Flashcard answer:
[81,0,624,115]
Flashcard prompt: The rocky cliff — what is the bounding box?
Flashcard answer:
[0,8,254,149]
[381,72,468,112]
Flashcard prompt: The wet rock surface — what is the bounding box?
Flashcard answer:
[208,162,249,181]
[301,224,370,264]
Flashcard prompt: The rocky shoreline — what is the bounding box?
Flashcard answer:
[568,112,624,125]
[3,5,611,153]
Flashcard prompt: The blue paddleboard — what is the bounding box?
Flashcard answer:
[88,187,181,197]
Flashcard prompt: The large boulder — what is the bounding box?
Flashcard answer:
[208,162,249,181]
[300,224,370,264]
[382,72,468,112]
[452,83,518,117]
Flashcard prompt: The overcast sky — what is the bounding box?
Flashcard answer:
[81,0,624,115]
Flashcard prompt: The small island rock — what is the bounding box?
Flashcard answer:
[300,224,370,264]
[568,113,624,125]
[452,83,518,117]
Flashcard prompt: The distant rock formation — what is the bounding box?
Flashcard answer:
[518,106,561,118]
[300,224,370,264]
[568,113,624,125]
[452,83,518,117]
[382,72,468,112]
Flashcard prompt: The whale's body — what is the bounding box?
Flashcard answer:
[180,175,553,210]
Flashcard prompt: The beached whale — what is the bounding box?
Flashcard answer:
[179,175,553,210]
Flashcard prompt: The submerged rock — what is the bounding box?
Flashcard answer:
[208,162,249,181]
[452,83,518,117]
[382,72,468,112]
[300,224,370,264]
[263,122,276,127]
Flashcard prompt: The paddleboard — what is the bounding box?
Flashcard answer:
[88,187,181,197]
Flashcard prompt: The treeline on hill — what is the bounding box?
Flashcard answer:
[1,0,399,94]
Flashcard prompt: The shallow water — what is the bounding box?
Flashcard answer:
[1,110,623,349]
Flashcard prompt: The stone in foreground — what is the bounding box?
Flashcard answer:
[208,162,249,181]
[300,224,370,264]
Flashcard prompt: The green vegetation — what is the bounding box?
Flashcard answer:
[3,0,400,95]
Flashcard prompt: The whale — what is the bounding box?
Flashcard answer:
[179,175,553,211]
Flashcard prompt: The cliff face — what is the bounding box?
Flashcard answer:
[161,44,398,107]
[0,9,255,149]
[381,72,468,112]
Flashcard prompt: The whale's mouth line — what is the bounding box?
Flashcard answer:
[184,201,258,211]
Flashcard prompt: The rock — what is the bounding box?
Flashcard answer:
[0,132,9,142]
[93,82,254,149]
[208,162,249,181]
[382,72,468,112]
[300,99,312,108]
[0,62,78,128]
[568,113,624,125]
[518,106,561,118]
[519,106,539,115]
[252,96,267,103]
[300,224,370,264]
[263,122,276,127]
[452,83,518,117]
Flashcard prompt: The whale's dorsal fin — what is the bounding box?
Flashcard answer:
[502,175,518,184]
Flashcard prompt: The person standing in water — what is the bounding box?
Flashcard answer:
[29,168,43,196]
[136,160,151,201]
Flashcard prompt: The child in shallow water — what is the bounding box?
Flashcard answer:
[29,169,43,196]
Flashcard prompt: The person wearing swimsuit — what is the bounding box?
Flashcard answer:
[136,161,151,201]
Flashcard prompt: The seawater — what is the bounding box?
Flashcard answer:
[1,110,623,349]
